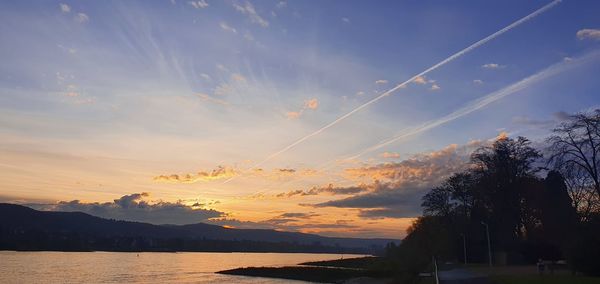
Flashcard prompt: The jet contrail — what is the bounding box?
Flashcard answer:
[344,50,600,161]
[223,0,561,184]
[241,48,600,199]
[243,50,600,198]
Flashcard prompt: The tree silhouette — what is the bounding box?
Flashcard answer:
[548,110,600,198]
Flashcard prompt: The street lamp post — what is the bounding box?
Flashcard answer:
[461,233,467,265]
[481,221,492,267]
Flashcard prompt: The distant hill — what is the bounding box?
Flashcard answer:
[0,203,398,254]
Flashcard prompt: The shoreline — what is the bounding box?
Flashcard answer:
[217,256,392,283]
[0,249,372,256]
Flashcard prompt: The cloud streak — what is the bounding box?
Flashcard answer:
[345,49,600,161]
[270,183,368,198]
[233,1,269,27]
[482,63,505,69]
[196,93,229,106]
[219,22,237,34]
[154,166,236,183]
[224,0,561,184]
[189,0,209,9]
[74,13,89,24]
[576,28,600,41]
[304,142,487,218]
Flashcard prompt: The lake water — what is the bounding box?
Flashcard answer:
[0,251,365,283]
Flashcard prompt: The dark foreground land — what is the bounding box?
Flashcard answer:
[469,265,600,284]
[218,257,600,284]
[218,266,388,283]
[218,256,394,283]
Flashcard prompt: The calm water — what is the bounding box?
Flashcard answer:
[0,251,365,283]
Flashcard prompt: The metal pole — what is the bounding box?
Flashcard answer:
[433,256,440,284]
[462,234,467,265]
[481,222,492,267]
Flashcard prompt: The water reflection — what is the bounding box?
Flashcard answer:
[0,251,365,283]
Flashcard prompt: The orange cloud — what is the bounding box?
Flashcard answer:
[304,98,319,110]
[154,166,236,183]
[286,111,301,119]
[287,98,319,119]
[251,167,319,180]
[380,152,400,159]
[412,76,427,84]
[273,183,369,198]
[344,142,486,188]
[496,131,509,140]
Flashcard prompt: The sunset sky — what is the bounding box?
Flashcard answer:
[1,0,600,238]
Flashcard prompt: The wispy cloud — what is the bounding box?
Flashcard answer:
[473,79,484,84]
[287,98,319,119]
[344,50,600,161]
[200,73,211,80]
[286,111,301,119]
[577,28,600,40]
[271,183,368,198]
[196,93,229,106]
[74,13,89,24]
[154,166,236,183]
[156,165,318,186]
[189,0,209,9]
[219,22,237,33]
[375,79,388,84]
[206,215,356,232]
[303,142,487,218]
[250,168,319,181]
[380,152,400,159]
[233,1,269,27]
[304,98,318,109]
[276,1,286,9]
[344,143,478,184]
[59,3,71,13]
[481,63,505,69]
[412,76,427,84]
[223,0,562,182]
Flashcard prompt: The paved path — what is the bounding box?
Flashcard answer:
[438,268,490,284]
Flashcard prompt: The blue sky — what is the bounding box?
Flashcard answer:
[1,0,599,237]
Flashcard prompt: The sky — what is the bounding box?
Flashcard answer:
[0,0,599,239]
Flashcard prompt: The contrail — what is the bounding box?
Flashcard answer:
[223,0,561,184]
[343,50,600,161]
[245,50,600,197]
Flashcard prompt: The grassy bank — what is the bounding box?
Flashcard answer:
[490,275,600,284]
[466,265,600,284]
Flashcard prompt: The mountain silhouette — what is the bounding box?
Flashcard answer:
[0,203,397,253]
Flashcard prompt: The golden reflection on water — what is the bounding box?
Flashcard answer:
[0,251,365,283]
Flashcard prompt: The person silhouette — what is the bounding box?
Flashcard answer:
[537,259,545,275]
